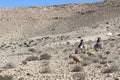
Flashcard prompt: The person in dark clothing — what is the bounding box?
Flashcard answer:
[75,39,86,54]
[94,37,102,51]
[78,39,85,49]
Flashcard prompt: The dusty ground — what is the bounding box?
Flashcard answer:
[0,0,120,80]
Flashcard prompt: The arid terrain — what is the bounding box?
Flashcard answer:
[0,0,120,80]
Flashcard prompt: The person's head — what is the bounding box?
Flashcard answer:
[97,37,101,42]
[81,39,83,42]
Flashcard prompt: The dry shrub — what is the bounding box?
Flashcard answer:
[71,64,83,72]
[72,72,86,80]
[105,51,110,55]
[41,61,50,66]
[18,77,25,80]
[40,53,51,60]
[81,56,96,66]
[3,62,16,69]
[40,66,51,74]
[0,75,13,80]
[82,60,93,66]
[22,61,27,65]
[28,48,37,52]
[98,54,107,59]
[117,34,120,36]
[25,56,39,61]
[68,60,75,64]
[102,65,120,73]
[90,56,100,63]
[63,49,69,53]
[100,60,107,64]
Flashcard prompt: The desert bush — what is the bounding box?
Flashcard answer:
[68,60,75,64]
[22,61,27,65]
[105,51,110,55]
[91,57,100,63]
[98,54,107,59]
[28,48,37,53]
[18,77,25,80]
[3,62,16,69]
[41,61,50,66]
[82,60,92,66]
[0,75,13,80]
[63,49,70,53]
[72,72,86,80]
[40,53,51,60]
[40,66,51,73]
[81,56,93,66]
[102,65,120,73]
[71,64,83,72]
[25,56,39,61]
[100,60,107,64]
[86,10,96,14]
[117,34,120,36]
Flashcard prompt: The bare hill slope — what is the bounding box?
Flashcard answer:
[0,0,120,39]
[0,0,120,80]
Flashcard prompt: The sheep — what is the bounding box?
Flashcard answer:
[69,54,83,63]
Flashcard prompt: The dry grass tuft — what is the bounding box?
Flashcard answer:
[71,64,83,72]
[102,65,120,73]
[41,61,50,66]
[0,75,13,80]
[3,62,16,69]
[25,56,39,61]
[40,53,51,60]
[72,72,86,80]
[40,66,52,74]
[28,48,37,53]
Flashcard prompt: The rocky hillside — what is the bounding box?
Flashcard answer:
[0,0,120,80]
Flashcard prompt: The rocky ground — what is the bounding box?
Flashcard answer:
[0,0,120,80]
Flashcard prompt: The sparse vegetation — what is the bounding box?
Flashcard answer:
[98,54,107,59]
[28,48,37,53]
[117,34,120,36]
[25,56,39,61]
[81,56,94,66]
[18,77,25,80]
[71,64,83,72]
[3,62,16,69]
[68,60,75,64]
[82,60,93,66]
[22,61,27,65]
[91,56,100,63]
[72,72,86,80]
[41,61,50,66]
[40,53,51,60]
[40,67,51,73]
[0,75,13,80]
[100,60,107,64]
[105,51,110,55]
[102,65,120,73]
[0,0,120,80]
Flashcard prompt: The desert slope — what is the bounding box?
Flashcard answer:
[0,0,120,80]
